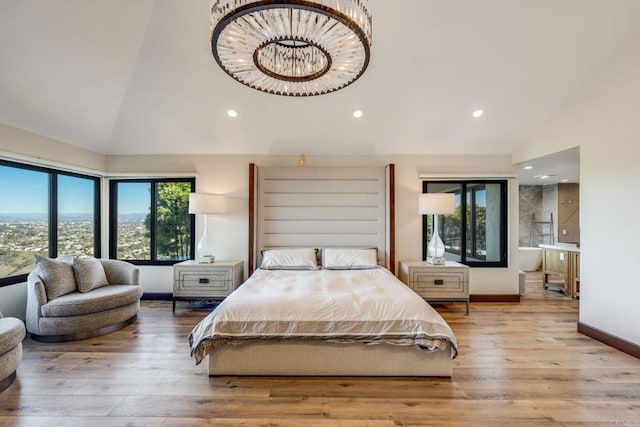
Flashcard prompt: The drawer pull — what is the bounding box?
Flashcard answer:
[199,278,210,284]
[434,279,444,285]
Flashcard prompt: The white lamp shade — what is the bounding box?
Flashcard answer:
[418,193,455,215]
[188,193,226,214]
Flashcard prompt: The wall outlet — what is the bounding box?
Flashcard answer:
[562,229,567,235]
[559,252,565,261]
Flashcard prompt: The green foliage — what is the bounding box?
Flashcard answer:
[433,205,487,254]
[147,182,192,260]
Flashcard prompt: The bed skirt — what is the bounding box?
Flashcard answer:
[208,341,453,377]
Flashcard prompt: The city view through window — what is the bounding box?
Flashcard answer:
[0,164,98,280]
[1,162,194,282]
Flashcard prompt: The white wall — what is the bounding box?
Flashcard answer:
[0,146,520,318]
[0,283,27,319]
[0,123,105,172]
[514,33,640,345]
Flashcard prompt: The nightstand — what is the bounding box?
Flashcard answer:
[399,260,470,314]
[172,260,243,312]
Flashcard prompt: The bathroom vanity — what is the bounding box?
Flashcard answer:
[539,244,580,298]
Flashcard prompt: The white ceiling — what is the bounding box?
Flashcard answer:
[516,147,580,185]
[1,1,640,157]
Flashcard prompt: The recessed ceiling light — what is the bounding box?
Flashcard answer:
[523,166,533,170]
[472,109,484,118]
[227,109,238,118]
[535,174,555,180]
[353,109,364,118]
[561,179,569,182]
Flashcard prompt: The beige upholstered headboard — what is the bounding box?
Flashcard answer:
[248,164,395,275]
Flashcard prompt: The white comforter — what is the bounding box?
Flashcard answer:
[189,268,458,364]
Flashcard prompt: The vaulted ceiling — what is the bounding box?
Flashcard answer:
[1,0,639,157]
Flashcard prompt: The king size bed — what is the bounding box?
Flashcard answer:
[188,165,458,377]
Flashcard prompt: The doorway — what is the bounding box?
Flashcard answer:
[516,147,580,302]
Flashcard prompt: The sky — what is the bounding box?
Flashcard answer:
[0,165,149,215]
[0,165,49,214]
[116,182,150,214]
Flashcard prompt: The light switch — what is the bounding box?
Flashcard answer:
[562,229,567,235]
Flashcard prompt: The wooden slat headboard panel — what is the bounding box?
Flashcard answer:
[248,165,395,275]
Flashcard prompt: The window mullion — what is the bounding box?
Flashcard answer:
[460,183,466,263]
[471,188,477,259]
[109,181,117,259]
[93,178,101,258]
[49,173,58,257]
[150,181,157,262]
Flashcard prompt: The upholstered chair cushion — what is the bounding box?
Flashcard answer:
[73,257,109,293]
[40,285,143,317]
[34,255,76,300]
[0,315,25,356]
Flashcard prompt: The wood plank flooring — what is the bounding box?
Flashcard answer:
[1,272,639,426]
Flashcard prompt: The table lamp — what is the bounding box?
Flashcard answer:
[418,193,455,265]
[188,193,226,263]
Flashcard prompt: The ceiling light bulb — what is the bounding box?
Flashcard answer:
[227,109,238,118]
[353,109,364,118]
[472,109,484,118]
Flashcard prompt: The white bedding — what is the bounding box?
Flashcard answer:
[189,268,458,365]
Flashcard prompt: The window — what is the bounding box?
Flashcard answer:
[109,178,195,265]
[422,180,507,267]
[0,160,100,286]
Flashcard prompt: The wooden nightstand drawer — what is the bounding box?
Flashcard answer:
[172,260,243,312]
[399,260,470,314]
[175,272,233,296]
[411,271,467,296]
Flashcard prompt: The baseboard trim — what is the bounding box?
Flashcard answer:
[470,294,520,303]
[578,322,640,359]
[142,292,173,301]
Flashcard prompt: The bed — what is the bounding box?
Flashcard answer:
[188,165,459,376]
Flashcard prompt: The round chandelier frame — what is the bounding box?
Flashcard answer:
[210,0,372,96]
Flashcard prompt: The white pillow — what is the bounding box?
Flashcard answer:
[260,248,319,270]
[322,248,378,270]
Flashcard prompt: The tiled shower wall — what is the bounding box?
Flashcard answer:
[519,184,559,246]
[519,185,542,246]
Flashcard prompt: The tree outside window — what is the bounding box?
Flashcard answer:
[110,178,195,264]
[154,182,192,260]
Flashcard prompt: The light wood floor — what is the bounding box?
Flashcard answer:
[2,272,639,426]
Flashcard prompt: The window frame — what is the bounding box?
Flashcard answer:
[0,159,101,287]
[108,177,196,266]
[422,180,508,268]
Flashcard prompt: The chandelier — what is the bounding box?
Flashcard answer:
[210,0,372,96]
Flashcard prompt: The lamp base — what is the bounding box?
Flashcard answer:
[426,256,446,265]
[196,255,215,264]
